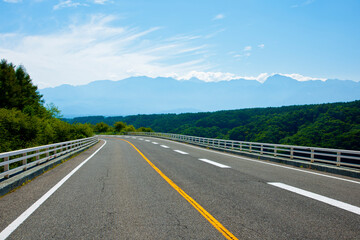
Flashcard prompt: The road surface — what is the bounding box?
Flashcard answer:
[0,136,359,239]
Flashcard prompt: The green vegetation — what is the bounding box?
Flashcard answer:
[66,101,360,150]
[94,121,153,135]
[0,59,94,152]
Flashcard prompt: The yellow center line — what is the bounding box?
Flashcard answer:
[120,138,239,240]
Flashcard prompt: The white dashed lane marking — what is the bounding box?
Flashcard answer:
[174,150,188,155]
[198,158,231,168]
[268,182,360,215]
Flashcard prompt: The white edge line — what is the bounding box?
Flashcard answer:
[0,140,107,240]
[174,150,188,155]
[268,182,360,215]
[153,138,360,185]
[198,158,231,168]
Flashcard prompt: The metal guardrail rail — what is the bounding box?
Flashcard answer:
[0,137,98,179]
[129,132,360,169]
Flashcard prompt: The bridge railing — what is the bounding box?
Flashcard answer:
[128,132,360,169]
[0,137,98,180]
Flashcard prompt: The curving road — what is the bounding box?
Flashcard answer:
[0,136,359,239]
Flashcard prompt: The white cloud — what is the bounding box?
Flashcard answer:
[0,15,208,88]
[3,0,22,3]
[53,0,88,10]
[278,73,326,82]
[0,15,328,89]
[173,71,271,83]
[174,71,238,82]
[213,14,225,20]
[172,71,326,83]
[258,44,265,49]
[244,46,252,51]
[93,0,109,4]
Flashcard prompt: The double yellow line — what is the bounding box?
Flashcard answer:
[121,139,238,240]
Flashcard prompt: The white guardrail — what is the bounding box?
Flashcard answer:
[128,132,360,169]
[0,137,98,179]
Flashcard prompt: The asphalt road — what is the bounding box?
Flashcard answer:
[0,136,359,239]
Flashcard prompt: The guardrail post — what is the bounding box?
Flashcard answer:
[36,150,40,165]
[4,156,9,178]
[46,148,50,161]
[274,146,277,157]
[231,142,234,150]
[336,152,341,167]
[311,149,315,163]
[290,147,294,159]
[22,153,27,170]
[249,144,252,153]
[260,145,263,155]
[240,142,242,151]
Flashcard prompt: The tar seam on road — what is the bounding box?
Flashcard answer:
[0,140,107,240]
[120,139,238,240]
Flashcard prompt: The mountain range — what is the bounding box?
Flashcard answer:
[39,75,360,117]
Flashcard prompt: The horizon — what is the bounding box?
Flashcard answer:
[40,73,353,90]
[63,99,360,119]
[1,0,360,89]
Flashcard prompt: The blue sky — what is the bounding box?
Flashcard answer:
[0,0,359,88]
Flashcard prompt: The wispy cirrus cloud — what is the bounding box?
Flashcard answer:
[213,13,225,20]
[3,0,22,3]
[244,46,252,51]
[93,0,111,4]
[291,0,315,8]
[53,0,89,10]
[0,15,209,88]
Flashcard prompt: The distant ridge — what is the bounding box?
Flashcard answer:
[64,100,360,150]
[40,75,360,117]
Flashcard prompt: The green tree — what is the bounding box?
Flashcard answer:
[114,121,126,132]
[0,59,95,152]
[123,125,136,132]
[45,103,63,119]
[0,59,45,116]
[94,122,110,133]
[0,108,40,152]
[136,127,153,132]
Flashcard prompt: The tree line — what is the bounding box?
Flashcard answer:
[66,101,360,150]
[92,121,153,134]
[0,60,94,152]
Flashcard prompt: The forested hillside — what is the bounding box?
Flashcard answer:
[0,59,94,152]
[66,101,360,150]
